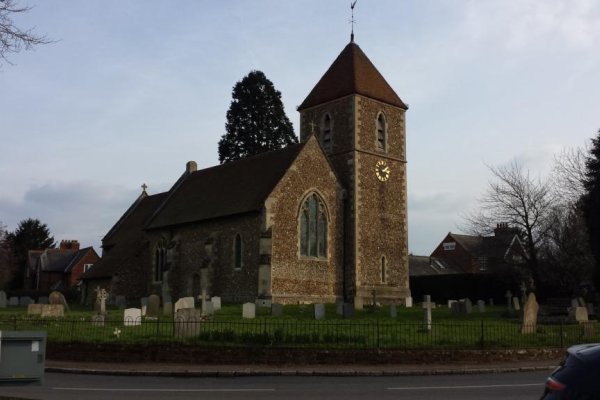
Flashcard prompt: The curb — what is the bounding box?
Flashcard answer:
[45,365,557,377]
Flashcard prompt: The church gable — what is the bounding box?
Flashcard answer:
[263,135,344,303]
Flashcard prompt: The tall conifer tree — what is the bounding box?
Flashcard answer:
[218,70,297,164]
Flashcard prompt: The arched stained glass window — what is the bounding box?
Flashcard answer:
[299,193,328,258]
[376,113,386,151]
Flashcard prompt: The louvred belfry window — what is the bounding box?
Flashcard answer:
[300,193,328,258]
[377,113,386,151]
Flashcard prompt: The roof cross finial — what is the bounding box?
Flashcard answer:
[350,0,358,42]
[141,183,148,193]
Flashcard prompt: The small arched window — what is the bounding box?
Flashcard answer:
[299,193,328,258]
[321,113,332,152]
[381,256,387,283]
[376,113,386,151]
[233,234,243,270]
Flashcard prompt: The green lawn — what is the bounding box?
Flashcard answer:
[0,304,596,349]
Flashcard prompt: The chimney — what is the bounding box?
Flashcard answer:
[59,240,80,251]
[186,161,197,173]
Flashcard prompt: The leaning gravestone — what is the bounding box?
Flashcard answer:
[569,306,589,323]
[49,291,69,311]
[146,295,160,318]
[521,293,539,334]
[27,304,43,315]
[41,304,64,318]
[512,297,521,311]
[0,291,6,308]
[37,296,49,304]
[91,314,105,327]
[124,308,142,326]
[343,303,354,318]
[174,308,202,337]
[477,300,486,313]
[9,296,18,306]
[202,301,214,316]
[174,297,195,314]
[141,297,149,316]
[19,296,34,307]
[271,303,283,317]
[242,302,256,319]
[314,303,325,320]
[390,304,397,319]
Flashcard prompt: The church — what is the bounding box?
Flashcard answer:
[82,39,411,306]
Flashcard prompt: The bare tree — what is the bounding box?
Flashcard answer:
[464,161,555,289]
[552,145,589,205]
[0,0,50,65]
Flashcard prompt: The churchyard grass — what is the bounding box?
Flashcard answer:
[0,304,597,349]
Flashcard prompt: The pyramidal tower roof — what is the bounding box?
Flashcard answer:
[298,41,407,111]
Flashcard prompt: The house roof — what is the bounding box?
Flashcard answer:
[409,255,462,276]
[298,41,407,111]
[83,192,168,280]
[33,247,97,273]
[146,143,305,229]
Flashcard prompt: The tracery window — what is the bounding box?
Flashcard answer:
[154,245,166,282]
[299,193,328,258]
[376,113,386,151]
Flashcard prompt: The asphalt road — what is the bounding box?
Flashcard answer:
[1,371,549,400]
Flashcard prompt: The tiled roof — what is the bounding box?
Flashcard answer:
[82,192,168,279]
[409,255,462,276]
[146,143,305,229]
[298,41,407,111]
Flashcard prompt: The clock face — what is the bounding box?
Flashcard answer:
[375,160,390,182]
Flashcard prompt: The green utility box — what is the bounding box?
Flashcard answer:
[0,331,46,385]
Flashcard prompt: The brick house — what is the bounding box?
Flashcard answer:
[30,240,99,292]
[82,40,411,306]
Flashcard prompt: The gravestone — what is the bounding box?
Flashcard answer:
[447,300,457,309]
[354,297,364,310]
[451,301,461,315]
[0,291,6,308]
[202,300,214,316]
[141,297,149,316]
[314,303,325,320]
[336,301,344,316]
[146,294,160,318]
[19,296,34,307]
[578,297,586,307]
[569,306,588,323]
[37,296,49,305]
[405,296,413,308]
[49,291,69,311]
[200,289,207,313]
[422,295,433,332]
[464,298,473,314]
[390,304,397,319]
[41,304,64,318]
[242,302,256,319]
[115,295,127,309]
[124,308,142,326]
[95,287,109,315]
[512,297,521,311]
[9,296,18,306]
[521,293,539,334]
[571,298,580,308]
[271,303,283,317]
[587,303,595,317]
[163,302,173,316]
[91,314,105,327]
[211,296,222,311]
[174,297,195,314]
[343,303,354,318]
[27,303,43,315]
[477,300,486,313]
[174,308,202,337]
[489,298,494,306]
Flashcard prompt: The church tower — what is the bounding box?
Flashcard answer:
[298,41,410,305]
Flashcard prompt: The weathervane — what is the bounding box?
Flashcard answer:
[350,0,358,42]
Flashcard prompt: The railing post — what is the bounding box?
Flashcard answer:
[480,320,484,348]
[376,319,380,349]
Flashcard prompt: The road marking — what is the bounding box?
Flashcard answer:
[53,387,275,392]
[388,383,543,390]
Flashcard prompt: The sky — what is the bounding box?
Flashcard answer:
[0,0,598,256]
